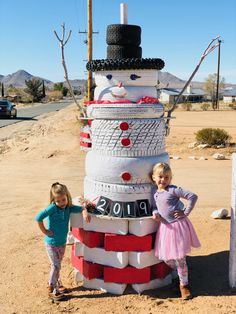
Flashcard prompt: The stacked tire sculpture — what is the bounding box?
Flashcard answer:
[73,20,172,294]
[106,24,141,46]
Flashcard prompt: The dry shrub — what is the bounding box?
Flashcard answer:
[196,128,231,146]
[201,103,210,111]
[181,103,192,111]
[228,103,236,110]
[46,90,63,101]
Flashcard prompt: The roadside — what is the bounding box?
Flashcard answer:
[0,105,235,314]
[0,99,76,129]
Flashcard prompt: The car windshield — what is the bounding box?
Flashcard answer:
[0,101,9,106]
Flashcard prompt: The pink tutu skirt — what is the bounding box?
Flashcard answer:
[154,217,201,260]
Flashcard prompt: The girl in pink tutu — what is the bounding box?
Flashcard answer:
[152,162,201,300]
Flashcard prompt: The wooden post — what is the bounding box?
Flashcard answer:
[215,39,221,110]
[87,0,93,100]
[229,153,236,289]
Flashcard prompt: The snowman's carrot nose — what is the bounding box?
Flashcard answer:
[118,82,123,88]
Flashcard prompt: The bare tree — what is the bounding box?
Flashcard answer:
[165,36,221,135]
[54,23,87,118]
[204,73,225,107]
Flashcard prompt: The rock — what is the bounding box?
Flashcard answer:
[216,144,225,148]
[188,156,197,160]
[213,153,226,160]
[211,208,229,219]
[172,156,181,160]
[197,144,210,149]
[199,156,208,160]
[188,142,198,149]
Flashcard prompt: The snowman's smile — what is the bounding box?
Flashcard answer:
[111,91,128,98]
[110,86,127,98]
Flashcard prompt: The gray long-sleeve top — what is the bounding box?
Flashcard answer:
[153,185,198,223]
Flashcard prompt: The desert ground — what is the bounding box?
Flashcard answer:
[0,104,235,314]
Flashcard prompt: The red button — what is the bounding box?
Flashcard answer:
[121,138,131,146]
[121,172,132,181]
[119,122,129,131]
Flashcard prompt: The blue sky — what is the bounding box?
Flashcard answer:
[0,0,235,83]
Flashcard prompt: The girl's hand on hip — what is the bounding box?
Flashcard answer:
[152,212,161,222]
[46,229,54,237]
[174,210,186,219]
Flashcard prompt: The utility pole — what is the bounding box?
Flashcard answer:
[87,0,93,100]
[215,39,222,110]
[79,0,98,100]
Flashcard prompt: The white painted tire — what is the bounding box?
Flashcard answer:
[84,176,154,203]
[94,69,158,87]
[87,103,164,119]
[82,277,127,295]
[129,250,160,268]
[83,246,129,268]
[132,274,172,293]
[85,151,169,184]
[129,217,158,236]
[91,118,166,157]
[94,85,158,102]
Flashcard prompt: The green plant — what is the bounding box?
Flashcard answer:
[54,82,69,97]
[181,103,192,111]
[25,78,44,102]
[201,103,210,111]
[196,128,231,146]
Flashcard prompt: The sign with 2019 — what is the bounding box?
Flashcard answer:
[94,196,151,218]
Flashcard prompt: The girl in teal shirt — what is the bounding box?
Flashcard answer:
[35,182,90,301]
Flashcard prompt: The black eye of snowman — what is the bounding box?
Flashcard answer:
[130,74,141,80]
[106,74,113,80]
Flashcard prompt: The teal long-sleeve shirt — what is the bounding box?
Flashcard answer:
[35,203,83,246]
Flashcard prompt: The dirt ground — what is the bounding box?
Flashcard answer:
[0,105,236,314]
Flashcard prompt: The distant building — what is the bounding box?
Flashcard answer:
[159,85,206,104]
[223,89,236,103]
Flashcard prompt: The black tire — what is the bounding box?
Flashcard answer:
[107,45,142,59]
[11,109,17,118]
[106,24,141,46]
[86,58,165,72]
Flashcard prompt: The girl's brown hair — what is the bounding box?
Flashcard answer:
[50,182,72,207]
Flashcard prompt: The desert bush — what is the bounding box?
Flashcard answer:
[228,103,236,110]
[181,103,192,111]
[164,103,175,111]
[25,78,44,102]
[196,128,231,146]
[201,103,210,111]
[46,90,63,101]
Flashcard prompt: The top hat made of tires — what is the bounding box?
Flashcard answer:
[86,24,165,72]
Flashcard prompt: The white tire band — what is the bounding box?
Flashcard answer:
[91,118,166,157]
[87,103,164,119]
[84,176,155,203]
[85,151,169,184]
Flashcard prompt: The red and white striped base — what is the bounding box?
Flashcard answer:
[70,213,172,294]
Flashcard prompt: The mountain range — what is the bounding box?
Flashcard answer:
[0,69,235,90]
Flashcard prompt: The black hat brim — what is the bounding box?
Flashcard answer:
[86,58,165,72]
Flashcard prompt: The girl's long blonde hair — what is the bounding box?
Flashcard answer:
[50,182,72,207]
[152,162,172,181]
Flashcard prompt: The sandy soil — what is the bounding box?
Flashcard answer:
[0,105,236,314]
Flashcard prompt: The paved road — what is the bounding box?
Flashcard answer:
[0,100,76,128]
